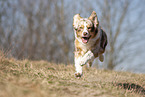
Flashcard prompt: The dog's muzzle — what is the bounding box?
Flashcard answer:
[82,35,91,43]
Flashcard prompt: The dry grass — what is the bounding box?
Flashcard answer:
[0,57,145,97]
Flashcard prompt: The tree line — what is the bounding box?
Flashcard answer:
[0,0,145,70]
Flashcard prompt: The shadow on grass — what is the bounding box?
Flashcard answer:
[115,83,145,95]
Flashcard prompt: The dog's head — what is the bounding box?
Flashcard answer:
[73,11,99,44]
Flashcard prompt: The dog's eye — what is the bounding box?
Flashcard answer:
[79,27,83,29]
[88,27,92,30]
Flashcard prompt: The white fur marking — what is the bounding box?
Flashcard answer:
[82,22,88,36]
[75,57,83,74]
[80,50,95,66]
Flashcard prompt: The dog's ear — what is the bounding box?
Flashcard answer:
[89,11,99,28]
[73,14,82,30]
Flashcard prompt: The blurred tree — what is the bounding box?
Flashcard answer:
[0,0,144,71]
[0,0,74,64]
[94,0,145,69]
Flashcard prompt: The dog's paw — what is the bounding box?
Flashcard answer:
[75,72,82,78]
[99,54,104,62]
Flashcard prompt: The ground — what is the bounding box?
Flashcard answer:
[0,58,145,97]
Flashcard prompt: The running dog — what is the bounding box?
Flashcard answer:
[73,11,107,78]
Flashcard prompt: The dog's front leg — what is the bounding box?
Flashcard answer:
[80,50,95,66]
[74,50,95,78]
[74,57,83,78]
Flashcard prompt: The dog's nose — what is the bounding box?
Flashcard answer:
[83,32,88,36]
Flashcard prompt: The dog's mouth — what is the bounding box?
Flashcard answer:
[82,36,91,43]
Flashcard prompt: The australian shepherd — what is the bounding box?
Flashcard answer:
[73,11,107,78]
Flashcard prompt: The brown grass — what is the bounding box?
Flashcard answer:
[0,58,145,97]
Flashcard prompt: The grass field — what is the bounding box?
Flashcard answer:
[0,58,145,97]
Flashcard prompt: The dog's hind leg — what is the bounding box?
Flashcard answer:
[87,61,92,67]
[99,54,104,62]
